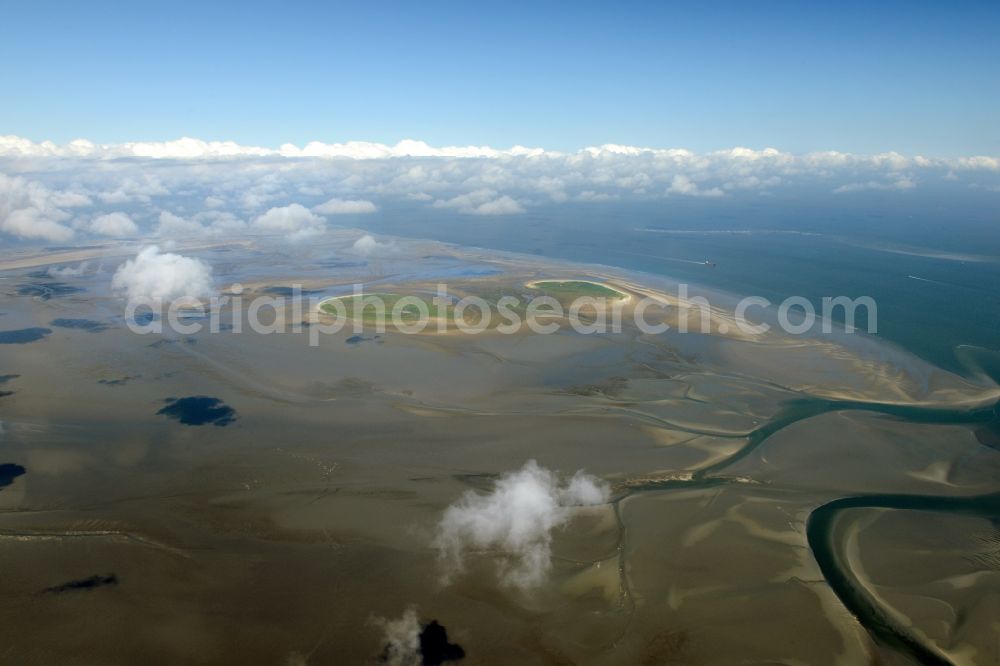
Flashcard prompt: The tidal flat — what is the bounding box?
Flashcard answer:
[0,232,998,665]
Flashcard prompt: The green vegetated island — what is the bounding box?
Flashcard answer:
[317,280,630,325]
[525,280,630,302]
[319,293,442,323]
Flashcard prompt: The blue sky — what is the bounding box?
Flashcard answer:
[2,0,998,155]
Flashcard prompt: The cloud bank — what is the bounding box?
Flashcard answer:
[3,135,997,170]
[434,460,610,589]
[111,246,215,304]
[2,134,999,244]
[0,135,545,160]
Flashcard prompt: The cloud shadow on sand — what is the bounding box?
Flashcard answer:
[0,328,52,344]
[157,396,237,426]
[0,463,26,490]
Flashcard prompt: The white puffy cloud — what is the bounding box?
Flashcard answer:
[1,134,997,173]
[96,175,168,204]
[434,460,610,589]
[89,212,138,236]
[372,607,421,666]
[198,211,246,235]
[472,195,526,215]
[433,189,526,215]
[833,175,916,193]
[0,135,545,160]
[251,203,325,239]
[123,137,274,159]
[953,156,1000,171]
[0,135,272,159]
[111,246,214,304]
[1,207,74,242]
[50,191,92,207]
[0,173,78,241]
[48,262,90,277]
[280,138,545,160]
[576,190,618,201]
[668,174,724,197]
[350,234,396,257]
[312,197,377,215]
[156,211,206,237]
[154,210,247,238]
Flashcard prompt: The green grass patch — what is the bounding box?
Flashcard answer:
[320,293,444,322]
[527,280,627,301]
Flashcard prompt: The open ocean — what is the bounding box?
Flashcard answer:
[361,189,1000,374]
